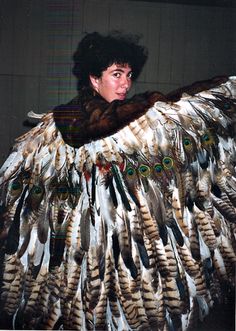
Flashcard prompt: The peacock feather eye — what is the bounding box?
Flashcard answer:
[11,180,22,192]
[154,163,163,175]
[57,185,69,200]
[138,164,151,177]
[9,179,23,199]
[202,133,210,142]
[201,131,214,146]
[183,137,193,151]
[27,184,45,210]
[162,156,174,170]
[33,185,43,195]
[223,102,230,110]
[126,165,136,178]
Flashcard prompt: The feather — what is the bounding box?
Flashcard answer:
[141,271,159,330]
[193,206,218,250]
[49,230,67,268]
[64,264,81,300]
[162,276,185,315]
[37,200,50,244]
[111,163,132,212]
[116,206,137,279]
[69,289,84,330]
[167,217,184,247]
[144,178,168,245]
[94,283,107,330]
[136,189,160,241]
[117,266,140,329]
[5,185,28,254]
[211,192,236,223]
[17,227,32,258]
[156,277,166,331]
[177,243,199,277]
[218,234,236,276]
[172,186,189,237]
[154,238,170,277]
[42,301,61,330]
[86,246,101,310]
[143,235,159,291]
[91,163,96,205]
[164,240,178,278]
[104,250,120,318]
[80,206,91,252]
[1,255,23,316]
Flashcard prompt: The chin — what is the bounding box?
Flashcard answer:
[116,95,126,101]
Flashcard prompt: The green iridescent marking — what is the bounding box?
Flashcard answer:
[224,103,230,110]
[184,138,190,145]
[183,137,192,146]
[126,166,135,177]
[154,163,163,174]
[33,185,43,195]
[57,185,69,200]
[183,137,193,152]
[162,157,174,170]
[138,164,151,177]
[57,186,68,195]
[11,181,21,191]
[202,133,210,142]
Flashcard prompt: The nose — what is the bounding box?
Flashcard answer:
[121,75,130,90]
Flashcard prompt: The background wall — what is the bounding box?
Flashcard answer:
[0,0,235,164]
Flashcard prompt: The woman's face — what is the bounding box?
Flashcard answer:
[90,63,133,102]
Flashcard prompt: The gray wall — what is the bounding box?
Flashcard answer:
[0,0,235,164]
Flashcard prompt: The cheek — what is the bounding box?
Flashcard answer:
[98,79,118,102]
[107,79,118,89]
[105,80,119,97]
[100,78,115,91]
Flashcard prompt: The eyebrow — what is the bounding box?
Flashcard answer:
[111,68,132,73]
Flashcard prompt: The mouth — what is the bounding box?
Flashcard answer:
[116,93,127,100]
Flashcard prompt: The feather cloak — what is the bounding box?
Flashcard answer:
[0,76,235,331]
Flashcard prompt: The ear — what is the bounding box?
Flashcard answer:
[89,75,100,92]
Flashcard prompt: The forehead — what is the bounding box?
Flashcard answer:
[106,63,132,72]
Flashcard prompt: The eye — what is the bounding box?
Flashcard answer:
[223,102,231,110]
[183,137,193,152]
[113,72,121,78]
[11,180,22,192]
[126,166,136,178]
[9,179,23,198]
[57,184,69,200]
[202,133,210,142]
[201,130,215,146]
[162,157,174,170]
[127,72,133,79]
[32,185,44,196]
[138,164,151,177]
[154,163,163,175]
[27,184,45,210]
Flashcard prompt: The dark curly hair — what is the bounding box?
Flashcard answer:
[72,31,148,90]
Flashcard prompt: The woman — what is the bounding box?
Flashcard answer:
[54,31,164,147]
[0,31,235,331]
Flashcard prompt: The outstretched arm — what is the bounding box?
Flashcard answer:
[53,91,166,147]
[166,75,228,101]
